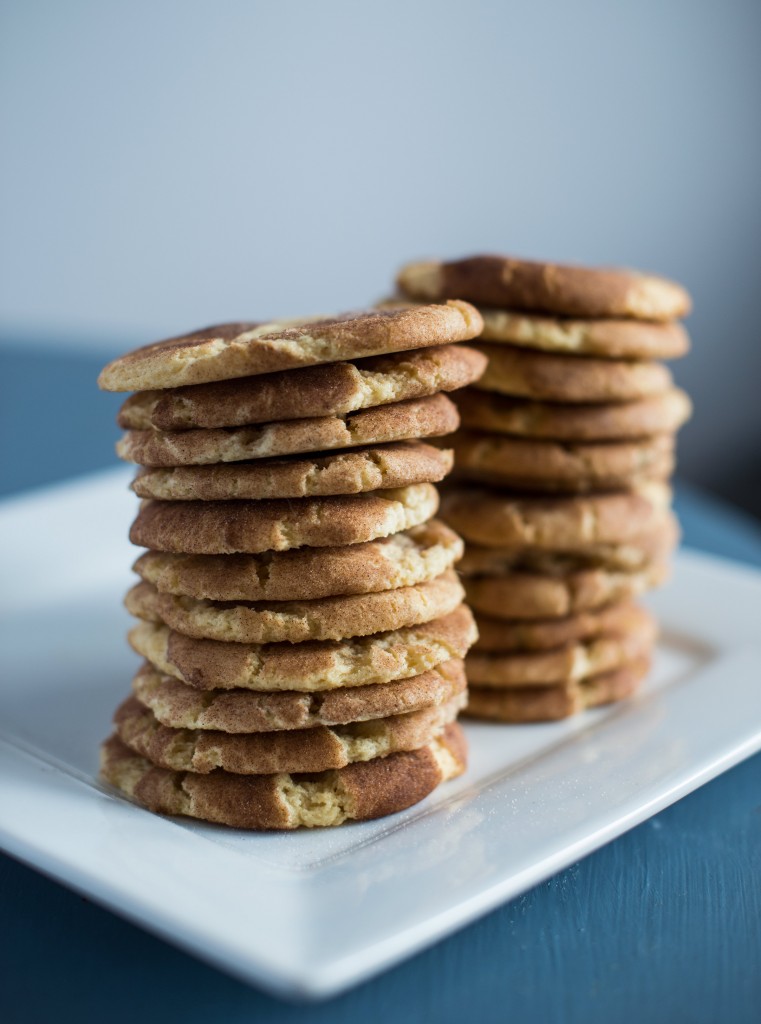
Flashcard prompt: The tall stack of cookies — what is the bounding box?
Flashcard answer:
[97,305,485,828]
[394,255,692,723]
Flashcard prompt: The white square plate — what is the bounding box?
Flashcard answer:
[2,469,761,1000]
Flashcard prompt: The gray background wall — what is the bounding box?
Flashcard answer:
[2,0,760,512]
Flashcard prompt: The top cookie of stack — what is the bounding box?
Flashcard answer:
[97,304,486,829]
[395,255,692,724]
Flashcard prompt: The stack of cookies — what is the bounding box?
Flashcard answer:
[394,254,692,723]
[97,304,486,828]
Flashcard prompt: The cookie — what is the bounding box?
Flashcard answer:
[117,393,459,467]
[98,303,483,392]
[131,658,467,732]
[465,613,656,686]
[133,520,463,601]
[473,601,652,652]
[114,692,464,775]
[464,563,668,619]
[100,722,467,829]
[472,345,672,403]
[458,512,679,575]
[117,345,487,431]
[131,442,453,501]
[478,309,690,359]
[125,571,465,644]
[464,660,648,723]
[396,256,691,320]
[130,484,439,554]
[128,604,477,691]
[455,388,692,441]
[451,432,674,493]
[441,482,671,550]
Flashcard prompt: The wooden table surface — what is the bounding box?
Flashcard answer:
[2,343,760,1024]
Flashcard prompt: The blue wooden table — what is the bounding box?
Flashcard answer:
[2,344,760,1024]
